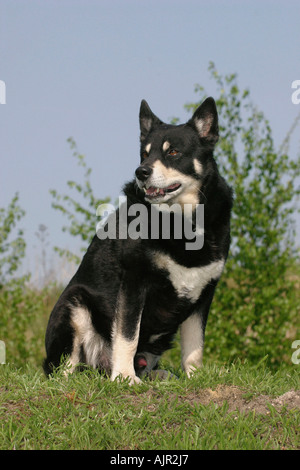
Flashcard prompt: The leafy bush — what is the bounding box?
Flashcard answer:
[0,281,60,367]
[0,193,26,286]
[0,194,59,367]
[50,137,110,263]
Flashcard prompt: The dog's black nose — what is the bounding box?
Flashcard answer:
[135,165,152,182]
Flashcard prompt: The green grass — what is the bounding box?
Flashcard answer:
[0,280,298,450]
[0,360,299,450]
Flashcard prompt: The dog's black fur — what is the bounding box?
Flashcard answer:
[44,97,232,382]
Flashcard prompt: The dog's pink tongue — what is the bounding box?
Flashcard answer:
[138,357,147,368]
[167,183,180,191]
[146,187,164,196]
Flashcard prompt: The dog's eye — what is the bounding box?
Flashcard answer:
[142,151,148,159]
[168,149,179,157]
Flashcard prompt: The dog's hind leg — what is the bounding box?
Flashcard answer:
[43,304,74,376]
[64,329,81,375]
[68,305,110,374]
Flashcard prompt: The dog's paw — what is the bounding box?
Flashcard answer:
[184,365,197,378]
[182,351,203,378]
[128,375,142,385]
[183,362,202,378]
[111,371,142,385]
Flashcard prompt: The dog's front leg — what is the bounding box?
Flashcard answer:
[111,277,145,385]
[180,313,204,378]
[181,283,217,377]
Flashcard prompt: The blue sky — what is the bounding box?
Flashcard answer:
[1,0,299,280]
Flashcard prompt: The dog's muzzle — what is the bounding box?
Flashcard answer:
[135,165,152,182]
[135,164,182,201]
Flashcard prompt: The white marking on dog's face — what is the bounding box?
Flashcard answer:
[162,141,171,152]
[145,143,151,153]
[149,333,165,343]
[193,159,203,175]
[152,252,225,302]
[180,314,204,377]
[144,160,200,208]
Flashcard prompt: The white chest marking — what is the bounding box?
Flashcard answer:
[153,253,225,302]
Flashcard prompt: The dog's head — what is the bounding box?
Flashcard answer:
[135,97,219,207]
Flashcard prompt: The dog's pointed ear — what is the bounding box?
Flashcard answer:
[187,97,219,146]
[139,100,163,141]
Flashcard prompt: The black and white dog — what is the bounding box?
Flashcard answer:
[44,97,232,383]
